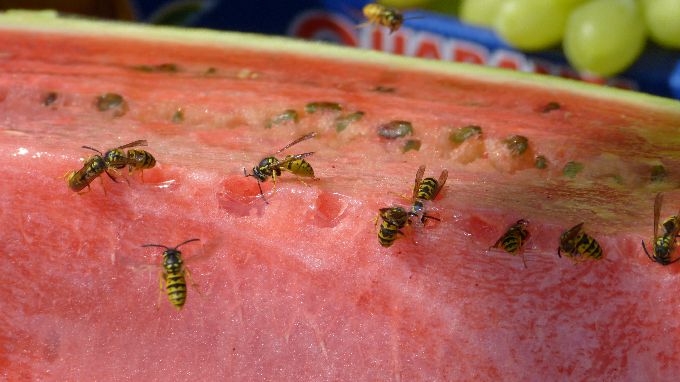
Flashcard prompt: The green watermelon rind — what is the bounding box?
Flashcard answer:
[1,9,679,116]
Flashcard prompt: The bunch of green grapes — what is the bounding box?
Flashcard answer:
[381,0,680,77]
[457,0,680,76]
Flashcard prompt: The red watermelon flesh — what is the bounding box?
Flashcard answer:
[2,11,680,381]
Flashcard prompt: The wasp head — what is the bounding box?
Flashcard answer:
[162,249,183,270]
[387,13,403,33]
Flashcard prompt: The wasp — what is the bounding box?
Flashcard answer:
[361,3,405,33]
[141,238,201,310]
[100,139,156,177]
[642,193,680,265]
[244,132,318,203]
[411,165,448,223]
[65,154,110,192]
[377,166,442,247]
[490,219,530,268]
[557,222,603,262]
[377,206,411,247]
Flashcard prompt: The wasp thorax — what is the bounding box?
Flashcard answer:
[104,149,127,169]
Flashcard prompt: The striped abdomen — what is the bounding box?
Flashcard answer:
[164,269,187,310]
[377,207,410,247]
[572,232,602,260]
[417,177,439,200]
[493,221,529,255]
[284,156,315,177]
[66,156,106,192]
[127,149,156,172]
[653,234,678,264]
[378,220,401,247]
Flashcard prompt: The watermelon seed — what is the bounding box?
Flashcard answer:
[650,165,666,182]
[172,108,185,123]
[449,125,482,145]
[205,67,217,75]
[535,155,548,169]
[402,139,421,153]
[131,63,179,73]
[541,101,561,113]
[377,120,413,139]
[96,93,128,117]
[372,85,396,93]
[43,92,58,106]
[562,161,584,178]
[502,135,529,156]
[265,109,299,129]
[335,111,365,132]
[305,102,342,114]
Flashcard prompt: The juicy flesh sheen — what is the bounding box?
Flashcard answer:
[2,25,680,381]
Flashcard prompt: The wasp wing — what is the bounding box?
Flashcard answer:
[412,165,425,202]
[565,222,585,243]
[275,132,317,154]
[430,169,448,201]
[116,140,148,150]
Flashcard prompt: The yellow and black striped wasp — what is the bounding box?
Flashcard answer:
[557,222,604,263]
[141,238,201,310]
[65,154,110,193]
[362,3,404,33]
[359,3,423,34]
[642,193,680,265]
[100,139,156,178]
[66,140,151,193]
[377,165,442,247]
[411,164,448,223]
[490,219,530,268]
[377,206,411,247]
[244,132,318,203]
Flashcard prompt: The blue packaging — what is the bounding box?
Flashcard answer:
[128,0,680,100]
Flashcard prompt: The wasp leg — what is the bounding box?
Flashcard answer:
[129,166,145,182]
[668,257,680,265]
[521,253,528,269]
[257,180,269,204]
[106,168,130,186]
[557,247,562,258]
[99,177,107,196]
[421,214,441,225]
[641,240,654,262]
[184,267,203,298]
[295,176,312,188]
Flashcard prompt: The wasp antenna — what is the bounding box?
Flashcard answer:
[142,244,170,249]
[174,238,201,249]
[81,145,103,155]
[243,168,250,177]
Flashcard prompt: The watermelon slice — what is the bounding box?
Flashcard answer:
[3,10,680,380]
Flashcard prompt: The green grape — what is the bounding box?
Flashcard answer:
[425,0,461,16]
[564,0,646,76]
[459,0,504,27]
[495,0,572,51]
[642,0,680,48]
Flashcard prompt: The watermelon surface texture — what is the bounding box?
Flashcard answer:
[2,10,680,381]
